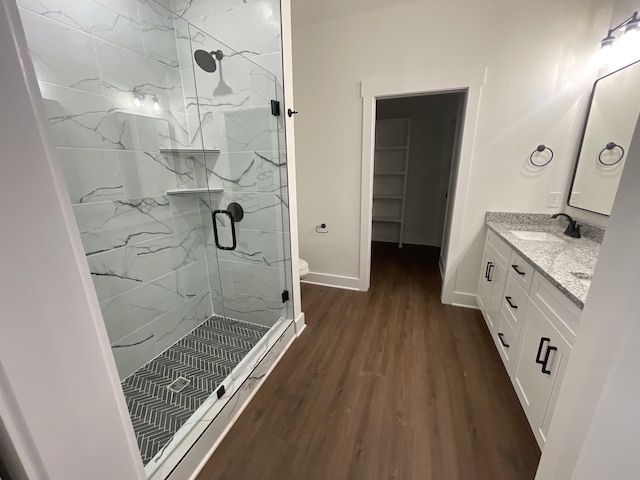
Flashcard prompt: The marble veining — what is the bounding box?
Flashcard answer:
[486,212,603,309]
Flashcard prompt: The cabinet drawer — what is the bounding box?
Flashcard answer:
[529,272,580,346]
[495,311,518,376]
[509,250,534,292]
[487,229,510,266]
[502,276,528,336]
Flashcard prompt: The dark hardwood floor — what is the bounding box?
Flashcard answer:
[197,242,540,479]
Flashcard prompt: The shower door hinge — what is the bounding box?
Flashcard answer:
[270,100,281,117]
[282,289,290,303]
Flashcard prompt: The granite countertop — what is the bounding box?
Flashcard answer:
[485,213,604,310]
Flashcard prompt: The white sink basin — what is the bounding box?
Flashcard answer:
[510,230,564,242]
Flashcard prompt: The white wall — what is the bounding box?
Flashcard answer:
[292,0,614,295]
[375,94,460,247]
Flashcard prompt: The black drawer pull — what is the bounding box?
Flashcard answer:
[505,296,518,309]
[535,337,551,365]
[484,262,491,280]
[498,333,510,348]
[512,265,526,276]
[487,263,494,282]
[541,345,557,375]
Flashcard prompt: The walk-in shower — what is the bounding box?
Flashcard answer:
[17,0,292,476]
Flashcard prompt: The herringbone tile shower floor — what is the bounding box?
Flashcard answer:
[120,316,269,465]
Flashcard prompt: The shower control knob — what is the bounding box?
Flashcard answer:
[287,108,298,117]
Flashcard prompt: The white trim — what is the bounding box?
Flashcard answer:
[438,255,445,281]
[301,272,361,291]
[444,292,479,310]
[165,321,297,480]
[280,0,302,320]
[359,69,486,299]
[294,312,306,337]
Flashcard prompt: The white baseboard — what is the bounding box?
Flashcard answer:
[301,272,361,291]
[444,291,479,309]
[294,312,306,337]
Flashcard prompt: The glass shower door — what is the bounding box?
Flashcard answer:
[188,23,291,332]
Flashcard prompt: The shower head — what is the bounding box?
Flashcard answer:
[194,49,224,73]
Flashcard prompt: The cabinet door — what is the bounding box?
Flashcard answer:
[513,301,571,447]
[487,259,508,335]
[477,247,494,320]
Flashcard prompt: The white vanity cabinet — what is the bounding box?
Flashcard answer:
[476,230,581,449]
[477,230,510,333]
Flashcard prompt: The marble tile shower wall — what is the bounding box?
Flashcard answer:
[171,0,283,82]
[18,0,215,380]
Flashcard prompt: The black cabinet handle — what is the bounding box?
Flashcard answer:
[498,333,510,348]
[512,265,526,276]
[487,263,494,282]
[535,337,551,365]
[212,210,237,251]
[484,262,491,280]
[541,345,557,375]
[505,296,518,309]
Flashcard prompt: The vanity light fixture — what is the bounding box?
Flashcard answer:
[152,95,161,112]
[601,11,639,48]
[133,92,144,109]
[599,11,640,66]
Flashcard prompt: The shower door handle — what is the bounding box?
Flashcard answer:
[212,210,237,251]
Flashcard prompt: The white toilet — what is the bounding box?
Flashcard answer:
[299,258,309,279]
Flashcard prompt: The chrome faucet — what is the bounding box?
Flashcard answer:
[551,213,581,238]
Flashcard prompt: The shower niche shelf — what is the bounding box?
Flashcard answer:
[166,188,223,195]
[159,148,221,155]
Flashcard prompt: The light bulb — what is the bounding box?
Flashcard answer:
[152,96,161,112]
[591,46,610,69]
[133,95,142,108]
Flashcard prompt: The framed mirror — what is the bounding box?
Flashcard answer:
[568,60,640,216]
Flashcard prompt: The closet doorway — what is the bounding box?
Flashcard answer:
[370,93,466,276]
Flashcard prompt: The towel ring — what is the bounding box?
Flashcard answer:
[598,142,625,166]
[529,145,554,167]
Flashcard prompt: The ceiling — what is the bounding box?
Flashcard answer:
[291,0,421,26]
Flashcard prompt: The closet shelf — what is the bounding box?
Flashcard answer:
[372,216,403,223]
[159,148,221,155]
[166,188,223,195]
[372,117,411,247]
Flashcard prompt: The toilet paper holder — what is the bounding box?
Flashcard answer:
[315,223,328,234]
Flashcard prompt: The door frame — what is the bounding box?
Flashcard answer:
[359,69,485,306]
